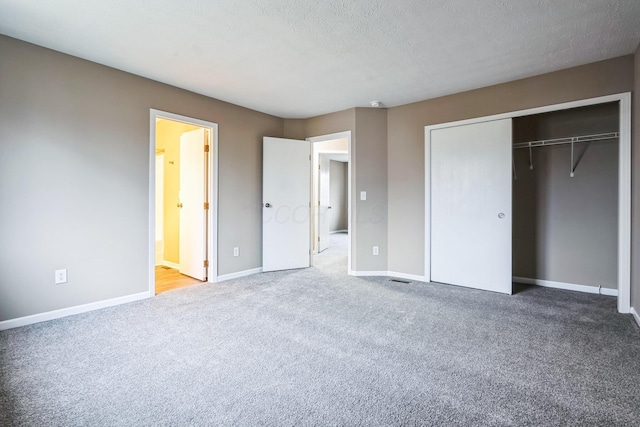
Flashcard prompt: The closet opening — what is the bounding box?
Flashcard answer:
[512,102,619,296]
[425,92,631,312]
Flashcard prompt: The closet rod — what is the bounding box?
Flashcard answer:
[513,132,618,150]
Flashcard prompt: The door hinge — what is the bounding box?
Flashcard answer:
[204,145,210,152]
[204,260,209,268]
[204,202,209,210]
[318,164,321,170]
[318,236,320,242]
[318,200,320,206]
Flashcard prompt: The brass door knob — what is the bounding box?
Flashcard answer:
[177,203,183,208]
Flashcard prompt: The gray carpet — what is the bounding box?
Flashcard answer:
[1,232,639,426]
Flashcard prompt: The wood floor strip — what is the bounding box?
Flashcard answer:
[155,266,202,294]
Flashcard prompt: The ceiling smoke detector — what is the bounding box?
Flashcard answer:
[370,101,382,108]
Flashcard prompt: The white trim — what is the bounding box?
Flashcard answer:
[424,93,629,132]
[425,92,631,313]
[161,260,180,270]
[352,271,428,283]
[388,271,428,283]
[306,132,352,143]
[424,126,432,283]
[0,292,149,331]
[631,308,640,328]
[513,277,618,296]
[330,229,348,234]
[149,109,219,298]
[352,271,389,277]
[306,131,354,275]
[617,94,631,313]
[217,267,263,282]
[209,123,220,284]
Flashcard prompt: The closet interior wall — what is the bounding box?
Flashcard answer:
[512,102,619,290]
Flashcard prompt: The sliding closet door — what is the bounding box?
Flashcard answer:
[430,119,512,294]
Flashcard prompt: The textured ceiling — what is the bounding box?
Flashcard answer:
[1,0,639,118]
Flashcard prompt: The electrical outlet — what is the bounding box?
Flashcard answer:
[55,269,67,284]
[233,247,239,257]
[373,246,379,256]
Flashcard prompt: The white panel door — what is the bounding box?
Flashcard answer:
[430,119,512,294]
[263,137,311,272]
[179,128,207,281]
[318,155,331,252]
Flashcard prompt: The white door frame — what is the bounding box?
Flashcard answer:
[149,109,219,296]
[307,131,354,274]
[425,92,631,313]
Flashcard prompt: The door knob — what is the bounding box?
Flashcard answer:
[177,203,183,208]
[264,203,271,208]
[498,213,505,219]
[328,206,332,209]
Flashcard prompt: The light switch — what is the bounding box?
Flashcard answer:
[360,191,366,201]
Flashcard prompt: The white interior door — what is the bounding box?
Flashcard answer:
[430,119,512,294]
[318,155,330,252]
[179,128,207,280]
[263,137,310,272]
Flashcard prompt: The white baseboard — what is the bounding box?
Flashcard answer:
[631,307,640,328]
[330,230,348,234]
[218,267,263,282]
[0,292,149,331]
[351,271,427,283]
[162,260,180,270]
[513,276,618,296]
[352,270,389,277]
[388,271,428,282]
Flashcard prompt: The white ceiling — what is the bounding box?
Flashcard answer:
[1,0,639,119]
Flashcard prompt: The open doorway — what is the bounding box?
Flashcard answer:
[308,133,351,275]
[261,131,353,275]
[512,102,620,296]
[149,110,218,296]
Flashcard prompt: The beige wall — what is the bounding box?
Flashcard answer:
[354,108,388,271]
[155,119,201,264]
[633,43,640,312]
[387,55,635,276]
[0,36,282,321]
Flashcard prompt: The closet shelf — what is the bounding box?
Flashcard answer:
[512,132,618,149]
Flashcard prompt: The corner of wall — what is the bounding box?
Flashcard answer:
[353,107,389,272]
[282,119,306,139]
